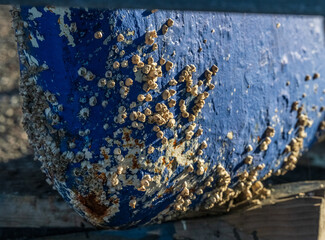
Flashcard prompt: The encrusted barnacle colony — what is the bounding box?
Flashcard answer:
[12,6,325,228]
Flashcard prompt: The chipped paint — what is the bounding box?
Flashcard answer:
[23,50,39,66]
[28,7,42,20]
[29,32,39,48]
[44,6,76,47]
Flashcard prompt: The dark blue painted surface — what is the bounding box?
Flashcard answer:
[18,7,325,228]
[4,0,325,15]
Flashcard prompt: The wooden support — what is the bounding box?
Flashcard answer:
[1,181,325,239]
[0,194,92,228]
[220,197,324,240]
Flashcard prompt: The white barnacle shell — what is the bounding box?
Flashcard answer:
[84,71,95,81]
[45,92,57,104]
[79,107,90,119]
[84,129,90,135]
[116,155,124,162]
[50,142,60,155]
[89,96,97,106]
[78,67,87,77]
[113,148,121,155]
[65,151,75,161]
[138,123,144,130]
[51,114,60,125]
[69,142,76,149]
[57,104,64,111]
[118,106,126,113]
[200,141,208,149]
[44,107,52,118]
[105,70,112,78]
[75,151,85,161]
[98,78,107,88]
[102,100,108,108]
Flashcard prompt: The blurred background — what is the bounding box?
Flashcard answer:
[0,4,58,200]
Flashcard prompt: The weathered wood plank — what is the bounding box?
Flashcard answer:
[34,220,259,240]
[268,181,325,200]
[179,180,325,219]
[33,195,324,240]
[1,181,325,239]
[0,194,92,228]
[173,219,265,240]
[221,197,324,240]
[0,155,57,197]
[319,201,325,240]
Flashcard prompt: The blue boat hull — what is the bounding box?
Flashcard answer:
[13,6,325,228]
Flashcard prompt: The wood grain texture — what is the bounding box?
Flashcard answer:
[221,197,323,240]
[32,195,324,240]
[1,181,325,239]
[0,194,92,228]
[173,218,264,240]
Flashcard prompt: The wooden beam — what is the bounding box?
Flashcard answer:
[221,197,324,240]
[0,194,92,228]
[2,181,325,239]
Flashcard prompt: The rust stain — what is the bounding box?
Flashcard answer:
[166,159,174,169]
[134,139,144,148]
[164,186,174,194]
[78,192,108,219]
[101,148,109,160]
[92,163,100,172]
[45,6,55,13]
[154,168,162,174]
[123,131,131,141]
[108,196,119,204]
[178,139,185,147]
[132,156,140,169]
[96,172,107,182]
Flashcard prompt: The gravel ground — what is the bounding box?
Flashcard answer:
[0,5,55,197]
[0,5,32,163]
